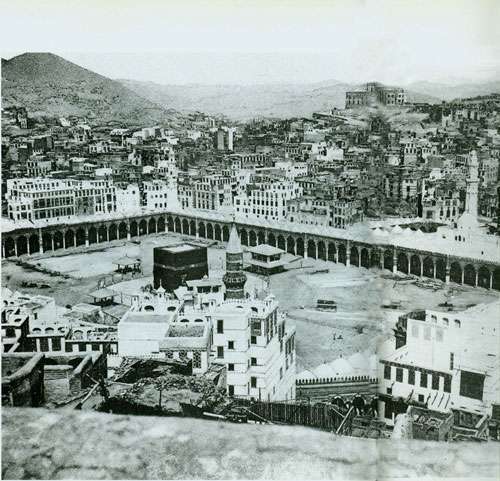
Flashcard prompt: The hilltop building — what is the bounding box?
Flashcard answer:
[345,82,406,108]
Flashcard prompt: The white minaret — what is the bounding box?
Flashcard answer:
[465,150,479,217]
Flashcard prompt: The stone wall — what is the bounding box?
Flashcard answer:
[2,408,499,479]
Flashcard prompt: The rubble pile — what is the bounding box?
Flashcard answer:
[106,373,228,416]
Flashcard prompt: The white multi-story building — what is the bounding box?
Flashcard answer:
[378,301,500,429]
[142,179,179,212]
[234,176,302,221]
[6,178,116,221]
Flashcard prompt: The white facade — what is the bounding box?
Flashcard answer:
[378,301,500,425]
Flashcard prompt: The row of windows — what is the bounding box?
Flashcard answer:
[384,364,451,392]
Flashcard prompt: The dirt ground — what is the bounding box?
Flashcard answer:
[3,232,499,371]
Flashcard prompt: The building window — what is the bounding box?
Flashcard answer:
[228,385,234,396]
[65,343,73,352]
[251,357,257,366]
[454,319,461,328]
[40,338,49,352]
[432,373,440,390]
[411,324,419,338]
[444,376,451,393]
[217,319,224,334]
[217,346,224,358]
[408,368,415,385]
[384,364,391,380]
[459,371,484,401]
[165,351,173,359]
[280,367,283,380]
[424,326,431,340]
[396,368,403,382]
[179,350,187,359]
[251,376,257,388]
[435,328,443,342]
[420,371,428,388]
[52,337,61,351]
[193,351,201,369]
[92,343,100,351]
[228,340,234,350]
[449,352,454,370]
[418,394,425,403]
[251,335,257,345]
[228,363,234,371]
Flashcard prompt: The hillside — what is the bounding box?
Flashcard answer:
[119,78,439,120]
[407,80,500,102]
[1,53,177,126]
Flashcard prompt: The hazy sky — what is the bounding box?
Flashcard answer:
[2,0,500,85]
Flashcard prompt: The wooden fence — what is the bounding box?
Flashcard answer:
[233,399,351,433]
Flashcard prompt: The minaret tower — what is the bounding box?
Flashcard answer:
[223,222,247,299]
[465,150,479,218]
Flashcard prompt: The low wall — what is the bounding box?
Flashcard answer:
[2,408,499,479]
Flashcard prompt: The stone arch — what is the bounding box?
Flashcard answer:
[108,223,117,241]
[317,240,326,260]
[51,231,62,250]
[240,228,248,246]
[182,219,189,235]
[199,221,206,238]
[463,264,476,286]
[423,256,434,278]
[478,266,491,289]
[410,255,421,276]
[174,217,181,233]
[360,248,370,268]
[42,232,53,251]
[286,236,295,254]
[257,231,266,245]
[64,229,75,248]
[214,224,222,241]
[190,220,197,237]
[492,268,500,291]
[268,233,277,247]
[149,218,157,234]
[138,219,147,236]
[370,249,380,268]
[88,227,97,245]
[98,225,107,242]
[222,225,229,241]
[167,216,174,232]
[277,235,286,251]
[296,237,304,257]
[338,244,347,265]
[16,236,28,256]
[29,234,40,253]
[249,230,257,247]
[4,237,15,257]
[307,239,317,259]
[397,252,409,274]
[129,220,138,237]
[383,250,393,271]
[328,242,336,262]
[118,222,128,239]
[350,246,359,266]
[435,258,446,282]
[156,217,165,232]
[207,223,214,239]
[76,228,86,246]
[449,261,462,284]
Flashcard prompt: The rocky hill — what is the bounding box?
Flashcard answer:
[1,53,177,126]
[2,408,498,479]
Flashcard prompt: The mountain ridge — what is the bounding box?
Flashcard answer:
[1,52,178,126]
